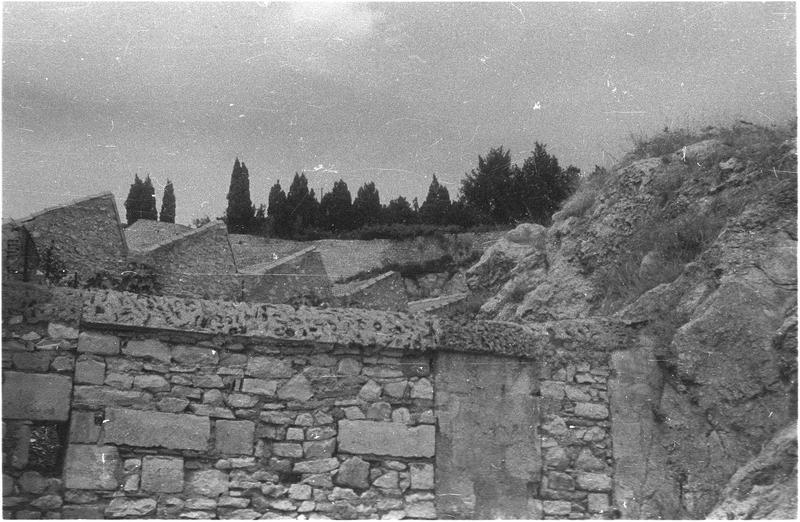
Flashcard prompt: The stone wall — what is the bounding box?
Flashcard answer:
[2,283,630,520]
[242,248,334,306]
[132,222,241,301]
[333,272,408,312]
[13,193,128,281]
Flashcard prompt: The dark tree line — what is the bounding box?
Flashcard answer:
[124,175,177,226]
[225,143,579,237]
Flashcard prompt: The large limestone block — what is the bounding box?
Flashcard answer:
[141,456,184,493]
[77,332,120,355]
[215,420,255,455]
[338,420,434,458]
[63,444,122,490]
[123,339,171,363]
[2,371,72,421]
[102,407,210,450]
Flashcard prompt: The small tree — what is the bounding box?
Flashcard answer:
[159,180,176,223]
[352,181,382,228]
[286,173,318,235]
[124,174,144,225]
[226,158,255,233]
[319,179,353,232]
[268,181,289,237]
[419,175,451,225]
[383,196,416,225]
[461,147,514,224]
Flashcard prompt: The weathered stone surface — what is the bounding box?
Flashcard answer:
[337,358,362,376]
[246,356,293,378]
[222,508,260,519]
[225,393,258,408]
[574,402,609,420]
[289,483,312,500]
[286,427,304,440]
[51,354,75,371]
[544,446,569,469]
[73,385,152,409]
[217,496,250,508]
[63,444,121,490]
[576,472,612,492]
[588,493,610,513]
[391,407,411,424]
[366,401,392,420]
[185,469,229,497]
[123,339,171,362]
[575,449,606,472]
[406,501,437,519]
[18,471,47,494]
[540,380,566,399]
[105,498,156,518]
[62,505,105,519]
[410,378,433,400]
[141,456,184,493]
[69,410,101,443]
[293,458,340,474]
[172,345,218,365]
[565,385,591,402]
[48,322,79,340]
[103,407,210,450]
[344,406,365,420]
[304,438,336,459]
[358,380,382,401]
[277,373,313,401]
[338,420,434,457]
[77,332,120,355]
[273,443,303,458]
[542,500,572,516]
[157,396,190,413]
[373,470,399,489]
[133,374,170,391]
[215,420,255,455]
[306,426,336,441]
[190,403,234,418]
[185,497,218,510]
[12,352,52,371]
[104,371,133,388]
[336,456,370,489]
[2,371,72,420]
[410,463,434,490]
[241,378,278,396]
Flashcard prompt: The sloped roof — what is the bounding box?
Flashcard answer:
[238,245,318,275]
[130,221,226,255]
[124,220,192,252]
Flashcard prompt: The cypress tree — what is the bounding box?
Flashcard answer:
[226,158,255,234]
[124,174,145,226]
[159,180,176,223]
[268,181,289,237]
[419,174,451,225]
[319,179,353,232]
[352,181,381,228]
[141,175,158,221]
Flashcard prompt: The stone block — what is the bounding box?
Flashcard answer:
[306,426,336,440]
[575,449,606,471]
[51,354,75,371]
[543,500,572,516]
[141,456,184,493]
[226,393,258,408]
[133,374,170,391]
[12,352,52,371]
[293,458,339,474]
[47,323,79,340]
[218,496,250,508]
[73,385,153,409]
[565,385,591,402]
[286,427,304,440]
[69,410,101,443]
[63,444,121,490]
[103,407,210,451]
[246,356,293,378]
[335,456,370,489]
[185,469,229,497]
[157,397,190,413]
[241,378,278,396]
[105,497,157,517]
[406,501,436,519]
[123,339,171,362]
[338,420,434,457]
[574,402,609,420]
[358,380,382,401]
[546,471,575,490]
[410,463,434,490]
[77,332,119,355]
[303,439,336,459]
[2,371,71,421]
[172,345,218,366]
[18,471,47,494]
[215,420,255,455]
[366,401,392,420]
[337,358,362,376]
[277,374,313,401]
[272,443,303,458]
[544,446,569,469]
[373,470,399,489]
[289,483,312,500]
[193,373,224,388]
[62,505,105,519]
[576,472,612,492]
[383,380,408,399]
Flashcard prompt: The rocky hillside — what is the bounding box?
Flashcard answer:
[468,123,797,518]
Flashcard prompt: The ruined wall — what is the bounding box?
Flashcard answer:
[242,249,333,306]
[333,272,408,312]
[2,283,629,520]
[134,223,241,301]
[16,193,128,280]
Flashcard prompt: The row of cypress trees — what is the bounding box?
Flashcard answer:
[123,175,175,226]
[224,142,580,238]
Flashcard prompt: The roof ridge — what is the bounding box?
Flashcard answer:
[15,192,118,223]
[133,221,226,254]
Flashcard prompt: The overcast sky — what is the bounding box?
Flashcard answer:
[3,2,796,225]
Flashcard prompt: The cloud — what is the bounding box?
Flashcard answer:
[288,3,382,41]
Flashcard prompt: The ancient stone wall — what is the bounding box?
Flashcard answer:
[333,272,408,312]
[132,223,241,301]
[2,283,627,520]
[241,248,333,306]
[14,193,128,281]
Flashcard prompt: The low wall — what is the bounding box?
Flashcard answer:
[333,272,408,312]
[2,283,630,520]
